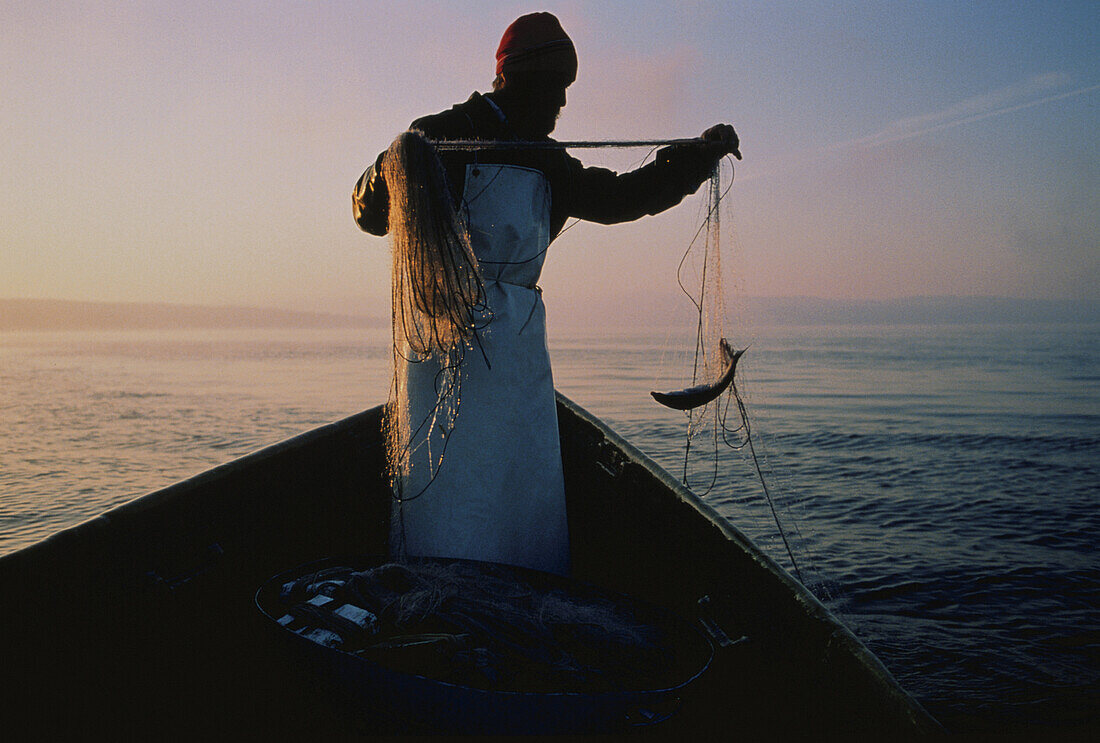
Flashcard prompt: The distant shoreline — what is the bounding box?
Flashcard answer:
[547,294,1100,329]
[737,295,1100,327]
[2,296,1096,331]
[0,299,383,331]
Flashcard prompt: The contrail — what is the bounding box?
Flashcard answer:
[846,83,1100,150]
[737,80,1099,184]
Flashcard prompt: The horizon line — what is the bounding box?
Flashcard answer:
[2,295,1096,332]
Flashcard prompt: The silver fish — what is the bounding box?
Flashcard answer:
[651,339,746,411]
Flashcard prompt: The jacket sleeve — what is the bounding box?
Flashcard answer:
[352,150,389,236]
[565,144,720,225]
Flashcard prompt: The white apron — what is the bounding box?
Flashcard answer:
[391,163,570,576]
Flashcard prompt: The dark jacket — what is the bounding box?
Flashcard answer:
[353,92,719,239]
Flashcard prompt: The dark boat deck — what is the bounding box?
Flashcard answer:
[1,396,939,738]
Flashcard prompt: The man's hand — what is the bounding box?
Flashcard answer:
[701,123,741,161]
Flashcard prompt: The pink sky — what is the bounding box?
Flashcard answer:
[3,2,1097,320]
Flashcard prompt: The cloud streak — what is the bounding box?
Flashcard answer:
[837,73,1097,150]
[739,74,1098,184]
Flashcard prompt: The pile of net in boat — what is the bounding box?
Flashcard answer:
[274,559,685,694]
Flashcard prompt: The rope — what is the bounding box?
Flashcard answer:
[730,383,805,585]
[428,138,706,150]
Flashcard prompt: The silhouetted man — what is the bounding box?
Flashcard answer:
[353,12,739,576]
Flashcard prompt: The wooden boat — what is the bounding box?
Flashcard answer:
[0,394,940,737]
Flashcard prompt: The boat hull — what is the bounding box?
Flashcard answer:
[0,394,939,737]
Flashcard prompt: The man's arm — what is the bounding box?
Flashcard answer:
[352,150,389,236]
[566,124,739,225]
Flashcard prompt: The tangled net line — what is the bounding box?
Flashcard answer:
[675,159,806,585]
[382,130,489,505]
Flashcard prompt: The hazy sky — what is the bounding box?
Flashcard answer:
[4,1,1097,317]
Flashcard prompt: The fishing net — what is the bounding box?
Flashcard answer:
[666,163,744,485]
[668,160,819,588]
[682,167,730,397]
[381,130,488,488]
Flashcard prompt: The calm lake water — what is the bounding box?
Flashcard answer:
[2,323,1097,732]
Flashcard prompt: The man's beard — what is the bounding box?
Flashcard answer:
[515,106,561,138]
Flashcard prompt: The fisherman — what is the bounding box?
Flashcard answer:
[353,12,739,576]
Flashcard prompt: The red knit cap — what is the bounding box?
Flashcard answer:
[495,12,577,81]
